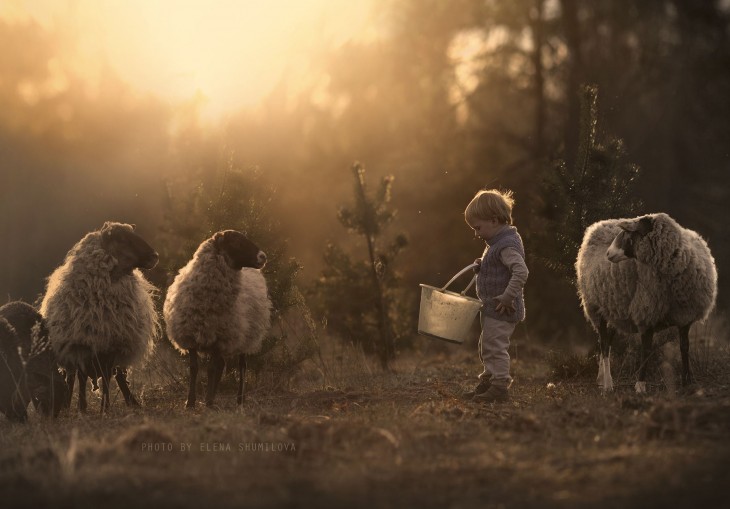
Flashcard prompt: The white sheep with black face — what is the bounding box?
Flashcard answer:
[163,230,271,408]
[40,222,160,412]
[576,213,717,393]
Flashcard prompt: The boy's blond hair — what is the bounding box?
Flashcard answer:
[465,189,515,226]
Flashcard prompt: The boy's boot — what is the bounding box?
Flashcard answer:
[473,384,509,403]
[462,378,491,399]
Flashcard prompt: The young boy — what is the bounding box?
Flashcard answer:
[463,189,528,403]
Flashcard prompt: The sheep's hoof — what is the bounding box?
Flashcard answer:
[597,375,614,392]
[634,381,647,394]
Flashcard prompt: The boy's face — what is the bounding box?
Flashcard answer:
[469,218,502,242]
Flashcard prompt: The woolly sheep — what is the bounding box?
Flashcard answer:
[40,222,160,412]
[0,301,69,418]
[576,213,717,393]
[164,230,271,408]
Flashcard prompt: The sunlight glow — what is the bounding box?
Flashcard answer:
[2,0,376,120]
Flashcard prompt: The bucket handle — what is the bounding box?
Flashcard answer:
[441,263,479,295]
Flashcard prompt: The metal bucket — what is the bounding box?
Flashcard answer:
[418,264,482,344]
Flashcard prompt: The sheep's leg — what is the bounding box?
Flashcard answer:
[598,358,613,391]
[115,368,140,407]
[603,327,614,392]
[64,369,76,409]
[77,370,88,413]
[636,329,654,394]
[186,349,198,408]
[597,319,614,392]
[98,369,109,413]
[678,323,694,386]
[48,368,66,418]
[205,352,225,408]
[96,355,114,413]
[237,354,247,405]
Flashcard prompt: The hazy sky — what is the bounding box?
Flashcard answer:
[1,0,378,120]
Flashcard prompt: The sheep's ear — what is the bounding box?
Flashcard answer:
[637,216,653,236]
[618,216,652,235]
[101,222,114,238]
[212,231,226,248]
[617,220,634,232]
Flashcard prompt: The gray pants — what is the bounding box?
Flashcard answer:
[478,314,516,388]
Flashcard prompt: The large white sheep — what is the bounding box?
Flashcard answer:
[576,213,717,393]
[40,222,160,412]
[163,230,271,408]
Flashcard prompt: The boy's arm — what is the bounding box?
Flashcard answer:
[493,248,529,312]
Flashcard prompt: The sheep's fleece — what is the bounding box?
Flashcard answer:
[40,224,159,367]
[576,212,717,333]
[164,237,271,356]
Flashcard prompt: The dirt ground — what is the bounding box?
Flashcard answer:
[2,339,730,509]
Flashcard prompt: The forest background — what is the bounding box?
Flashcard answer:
[2,0,728,349]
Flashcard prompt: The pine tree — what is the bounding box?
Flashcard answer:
[314,162,410,369]
[538,84,643,283]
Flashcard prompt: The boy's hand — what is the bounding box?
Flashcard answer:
[473,258,482,273]
[493,294,515,315]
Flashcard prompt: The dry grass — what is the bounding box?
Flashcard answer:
[2,334,730,509]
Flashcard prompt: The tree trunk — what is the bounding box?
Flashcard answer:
[531,0,546,163]
[352,163,394,370]
[365,232,394,370]
[560,0,583,168]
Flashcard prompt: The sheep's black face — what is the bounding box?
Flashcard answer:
[214,230,267,270]
[607,216,653,263]
[101,222,159,274]
[27,365,69,418]
[0,302,38,342]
